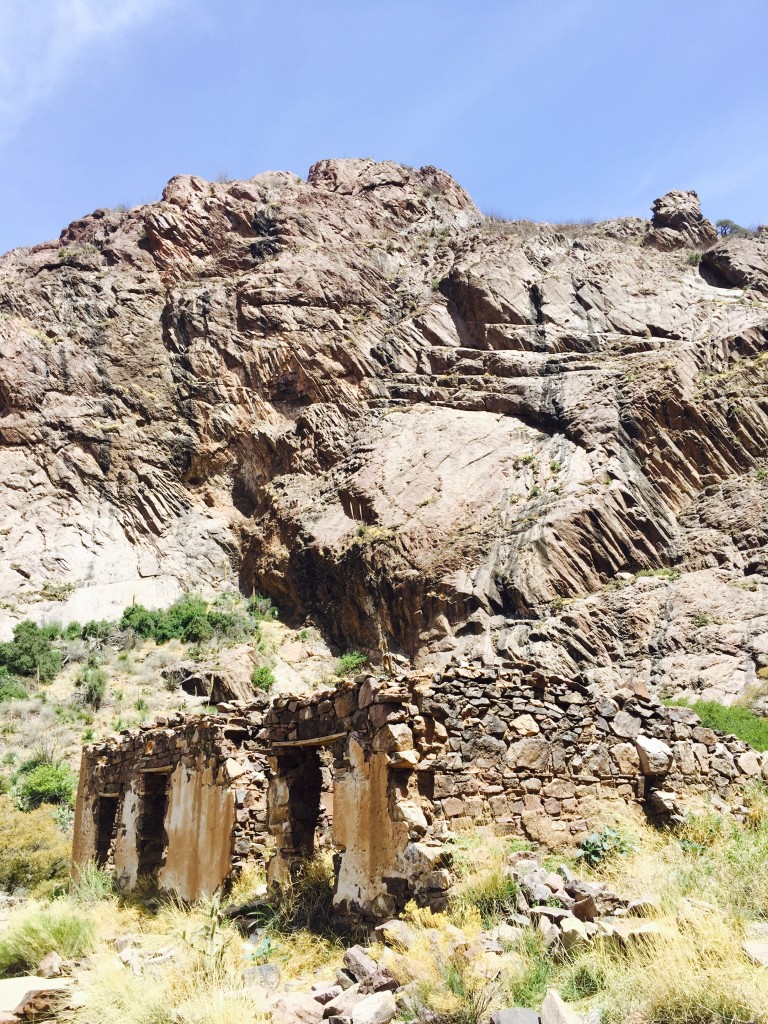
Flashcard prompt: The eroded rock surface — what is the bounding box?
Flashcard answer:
[1,162,767,703]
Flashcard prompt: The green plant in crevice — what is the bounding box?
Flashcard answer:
[575,826,637,868]
[335,651,367,677]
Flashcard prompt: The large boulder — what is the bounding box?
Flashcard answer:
[644,189,718,251]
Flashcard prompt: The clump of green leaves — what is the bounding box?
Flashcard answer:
[251,666,276,692]
[715,218,753,238]
[335,651,367,676]
[77,658,108,708]
[120,592,272,647]
[0,796,71,896]
[14,758,77,810]
[452,867,519,927]
[0,905,95,977]
[575,826,637,868]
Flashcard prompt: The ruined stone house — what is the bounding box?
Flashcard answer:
[73,664,768,921]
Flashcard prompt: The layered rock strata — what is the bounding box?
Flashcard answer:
[2,160,767,703]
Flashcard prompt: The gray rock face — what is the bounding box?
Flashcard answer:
[644,189,718,251]
[0,162,766,708]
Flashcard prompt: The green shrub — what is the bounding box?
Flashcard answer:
[247,593,277,620]
[0,669,27,702]
[0,905,94,977]
[119,603,161,638]
[120,593,265,646]
[0,621,62,682]
[668,699,768,751]
[0,796,71,896]
[154,594,209,643]
[687,250,702,266]
[15,762,77,810]
[81,619,114,641]
[335,651,367,676]
[575,826,637,868]
[78,662,107,708]
[716,218,752,238]
[252,666,276,692]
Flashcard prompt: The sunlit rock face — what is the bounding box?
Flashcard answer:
[1,162,767,701]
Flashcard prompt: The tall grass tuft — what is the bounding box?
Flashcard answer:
[0,904,95,977]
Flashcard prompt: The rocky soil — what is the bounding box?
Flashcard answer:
[1,161,767,704]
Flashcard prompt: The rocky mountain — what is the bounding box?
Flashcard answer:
[1,160,767,703]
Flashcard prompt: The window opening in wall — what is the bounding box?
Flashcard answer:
[137,768,171,876]
[94,794,119,868]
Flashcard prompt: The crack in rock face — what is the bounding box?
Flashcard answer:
[1,159,767,702]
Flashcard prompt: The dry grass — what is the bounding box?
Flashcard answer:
[391,794,768,1023]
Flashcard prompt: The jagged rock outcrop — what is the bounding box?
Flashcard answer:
[643,189,718,251]
[1,163,767,702]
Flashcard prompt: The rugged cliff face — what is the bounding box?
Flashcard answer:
[1,160,767,701]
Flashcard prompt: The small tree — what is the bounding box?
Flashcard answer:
[716,218,750,238]
[0,622,62,682]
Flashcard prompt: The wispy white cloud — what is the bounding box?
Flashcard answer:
[0,0,178,144]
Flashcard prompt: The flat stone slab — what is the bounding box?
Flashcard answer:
[0,976,73,1014]
[743,940,768,967]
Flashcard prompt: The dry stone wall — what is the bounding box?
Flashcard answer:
[74,665,767,917]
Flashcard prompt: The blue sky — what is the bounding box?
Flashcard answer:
[1,0,766,254]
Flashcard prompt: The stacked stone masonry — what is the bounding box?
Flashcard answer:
[73,665,768,921]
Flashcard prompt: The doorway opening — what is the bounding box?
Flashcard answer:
[137,769,171,876]
[94,794,119,868]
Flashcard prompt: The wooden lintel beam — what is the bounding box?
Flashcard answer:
[271,731,347,749]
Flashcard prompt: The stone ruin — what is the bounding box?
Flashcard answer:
[73,664,768,921]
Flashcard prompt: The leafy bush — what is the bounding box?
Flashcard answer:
[120,602,161,638]
[0,621,62,682]
[335,651,367,676]
[120,593,267,646]
[78,661,108,708]
[0,796,71,896]
[687,250,702,266]
[575,826,637,868]
[668,699,768,751]
[0,905,94,977]
[0,668,27,702]
[251,666,276,692]
[154,594,209,642]
[15,761,77,810]
[81,619,114,642]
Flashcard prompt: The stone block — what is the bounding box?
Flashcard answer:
[540,989,582,1024]
[635,735,673,776]
[491,1011,540,1024]
[372,724,413,753]
[506,738,551,771]
[510,714,540,736]
[611,711,641,740]
[272,994,324,1024]
[351,992,397,1024]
